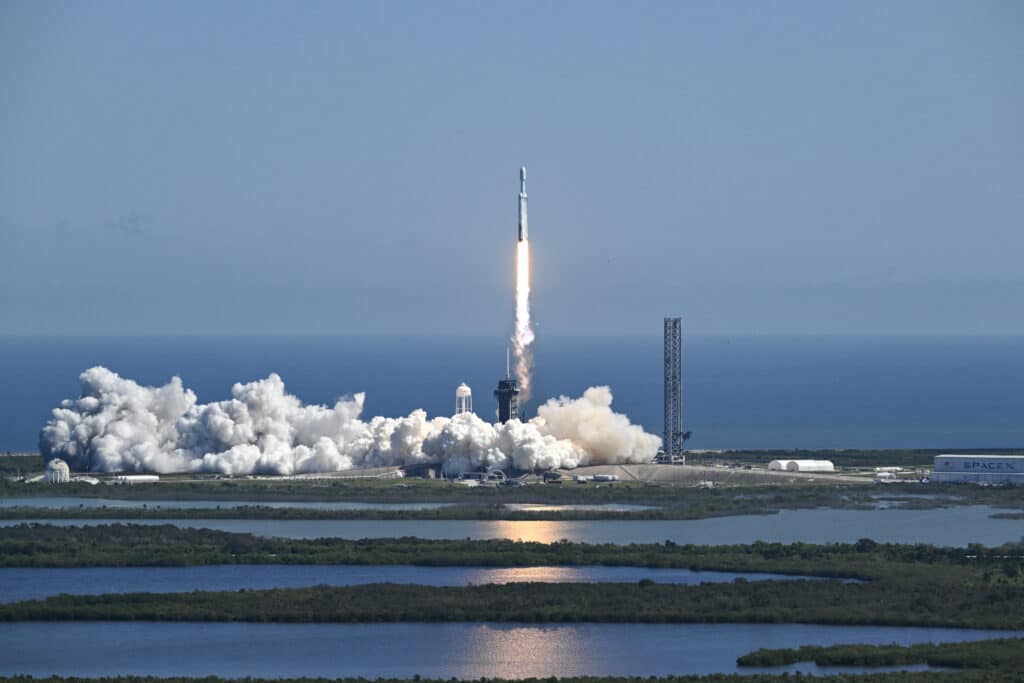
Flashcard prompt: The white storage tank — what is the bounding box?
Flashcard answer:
[44,458,70,484]
[931,455,1024,486]
[455,383,473,415]
[768,460,794,471]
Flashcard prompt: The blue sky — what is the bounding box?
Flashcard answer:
[1,0,1021,336]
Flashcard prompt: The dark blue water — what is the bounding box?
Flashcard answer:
[0,622,1014,678]
[0,498,650,513]
[0,497,453,511]
[6,505,1021,546]
[2,335,1022,451]
[0,565,833,603]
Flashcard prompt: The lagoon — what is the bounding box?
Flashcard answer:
[5,505,1019,546]
[0,621,1014,678]
[0,564,829,603]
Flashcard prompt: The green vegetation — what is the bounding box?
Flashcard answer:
[0,501,816,521]
[2,528,1022,629]
[3,577,1023,628]
[0,453,43,476]
[3,524,1023,579]
[2,528,1024,626]
[3,674,1024,683]
[737,638,1024,670]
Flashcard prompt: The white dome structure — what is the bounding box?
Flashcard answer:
[455,383,473,415]
[45,458,71,484]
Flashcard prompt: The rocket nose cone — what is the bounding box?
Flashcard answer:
[520,166,527,181]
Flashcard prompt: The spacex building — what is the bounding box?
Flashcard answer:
[931,454,1024,486]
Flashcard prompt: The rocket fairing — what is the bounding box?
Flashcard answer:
[518,166,528,242]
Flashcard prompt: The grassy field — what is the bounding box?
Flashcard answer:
[2,480,1022,520]
[7,448,1023,479]
[0,453,42,475]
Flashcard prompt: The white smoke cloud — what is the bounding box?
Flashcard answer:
[39,367,661,475]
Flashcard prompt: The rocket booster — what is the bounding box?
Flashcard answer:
[518,166,528,242]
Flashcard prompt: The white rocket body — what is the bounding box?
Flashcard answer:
[518,166,528,241]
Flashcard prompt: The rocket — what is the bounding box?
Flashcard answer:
[518,166,528,241]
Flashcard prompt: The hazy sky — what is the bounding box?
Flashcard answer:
[1,1,1021,336]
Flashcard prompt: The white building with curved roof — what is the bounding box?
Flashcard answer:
[768,459,835,473]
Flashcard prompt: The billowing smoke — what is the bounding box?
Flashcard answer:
[40,367,661,475]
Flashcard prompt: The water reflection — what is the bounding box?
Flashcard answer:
[3,505,1020,546]
[502,503,655,513]
[0,622,1013,678]
[1,565,830,604]
[488,519,570,544]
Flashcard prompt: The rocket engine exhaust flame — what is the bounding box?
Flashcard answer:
[513,166,535,403]
[514,239,534,401]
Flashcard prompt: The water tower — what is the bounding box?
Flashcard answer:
[45,458,71,484]
[455,383,473,415]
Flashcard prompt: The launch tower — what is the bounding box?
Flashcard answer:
[663,317,685,458]
[495,349,519,423]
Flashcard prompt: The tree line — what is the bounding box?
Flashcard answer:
[737,638,1024,670]
[3,524,1022,582]
[2,578,1022,629]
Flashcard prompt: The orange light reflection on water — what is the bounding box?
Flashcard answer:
[487,520,578,544]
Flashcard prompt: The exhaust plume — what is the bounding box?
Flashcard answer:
[40,367,661,475]
[513,239,534,401]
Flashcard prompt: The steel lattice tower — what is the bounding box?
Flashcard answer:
[495,348,519,424]
[663,317,683,456]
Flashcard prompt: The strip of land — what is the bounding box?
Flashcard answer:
[4,524,1020,578]
[1,537,1021,629]
[1,579,1022,628]
[2,674,1022,683]
[2,482,1021,520]
[4,524,1021,627]
[737,638,1024,670]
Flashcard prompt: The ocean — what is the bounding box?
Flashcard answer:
[1,335,1021,452]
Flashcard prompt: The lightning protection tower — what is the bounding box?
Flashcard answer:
[663,317,684,459]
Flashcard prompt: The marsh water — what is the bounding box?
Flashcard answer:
[0,565,838,603]
[0,622,1014,678]
[0,497,654,513]
[6,505,1020,546]
[0,496,453,511]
